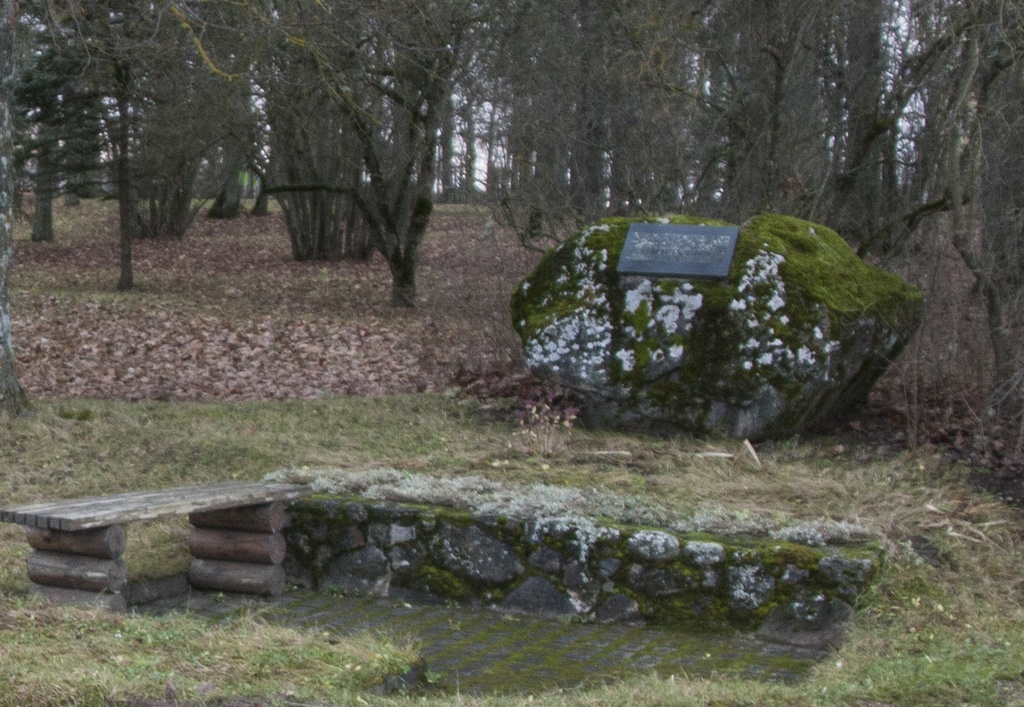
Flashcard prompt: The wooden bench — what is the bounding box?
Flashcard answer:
[0,481,312,611]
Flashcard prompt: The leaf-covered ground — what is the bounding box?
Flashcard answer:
[10,202,539,402]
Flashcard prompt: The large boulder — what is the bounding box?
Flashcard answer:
[511,214,922,439]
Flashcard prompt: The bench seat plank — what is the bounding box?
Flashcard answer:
[0,482,311,531]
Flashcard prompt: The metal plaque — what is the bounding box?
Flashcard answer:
[617,223,740,279]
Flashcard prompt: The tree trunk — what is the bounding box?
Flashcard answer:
[983,279,1016,396]
[386,194,433,308]
[280,189,346,261]
[31,147,55,242]
[115,198,134,292]
[208,149,247,220]
[133,165,202,240]
[0,0,26,417]
[463,103,477,202]
[387,222,422,308]
[251,167,270,216]
[974,49,1024,415]
[113,67,134,292]
[439,95,457,204]
[828,0,887,243]
[207,174,243,219]
[484,105,501,201]
[342,198,373,261]
[571,0,607,219]
[390,261,417,308]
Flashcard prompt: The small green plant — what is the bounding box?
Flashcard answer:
[515,387,579,457]
[57,407,95,421]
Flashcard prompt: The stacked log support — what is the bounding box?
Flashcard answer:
[188,528,287,564]
[188,559,285,596]
[27,525,127,557]
[24,525,127,610]
[187,502,288,596]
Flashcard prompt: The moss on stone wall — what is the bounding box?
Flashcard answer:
[286,496,882,634]
[413,566,473,600]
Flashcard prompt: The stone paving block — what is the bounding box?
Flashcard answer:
[139,587,829,694]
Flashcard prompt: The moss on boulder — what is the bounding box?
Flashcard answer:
[511,214,922,439]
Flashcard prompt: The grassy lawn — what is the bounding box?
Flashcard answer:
[1,202,1022,704]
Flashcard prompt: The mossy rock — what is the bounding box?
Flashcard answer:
[511,214,922,439]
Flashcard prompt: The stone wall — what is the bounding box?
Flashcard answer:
[284,497,880,645]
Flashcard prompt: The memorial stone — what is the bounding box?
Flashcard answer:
[512,214,923,439]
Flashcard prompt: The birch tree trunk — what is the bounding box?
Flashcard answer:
[0,0,27,416]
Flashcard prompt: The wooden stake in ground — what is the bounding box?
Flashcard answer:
[744,439,763,469]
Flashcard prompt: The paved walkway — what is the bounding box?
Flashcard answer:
[141,589,827,695]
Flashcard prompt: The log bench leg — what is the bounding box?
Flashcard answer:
[25,526,128,612]
[187,502,287,597]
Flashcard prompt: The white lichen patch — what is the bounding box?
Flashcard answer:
[619,278,703,378]
[520,232,619,385]
[581,223,612,237]
[769,519,870,546]
[525,306,613,383]
[684,541,726,566]
[728,248,841,387]
[267,468,876,551]
[520,222,709,386]
[670,504,875,544]
[525,517,617,562]
[624,281,652,315]
[728,565,776,610]
[614,348,635,372]
[268,466,672,530]
[627,530,681,561]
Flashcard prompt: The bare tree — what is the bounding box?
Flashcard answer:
[937,1,1024,434]
[263,0,478,306]
[490,0,638,247]
[263,51,370,261]
[39,1,249,290]
[15,27,105,241]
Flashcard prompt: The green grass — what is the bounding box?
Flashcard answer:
[0,596,418,706]
[4,200,1023,704]
[1,397,1023,705]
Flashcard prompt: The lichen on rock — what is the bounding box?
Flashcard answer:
[511,213,923,439]
[684,541,726,566]
[728,564,777,611]
[627,530,681,561]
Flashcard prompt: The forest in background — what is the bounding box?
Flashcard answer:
[1,0,1023,466]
